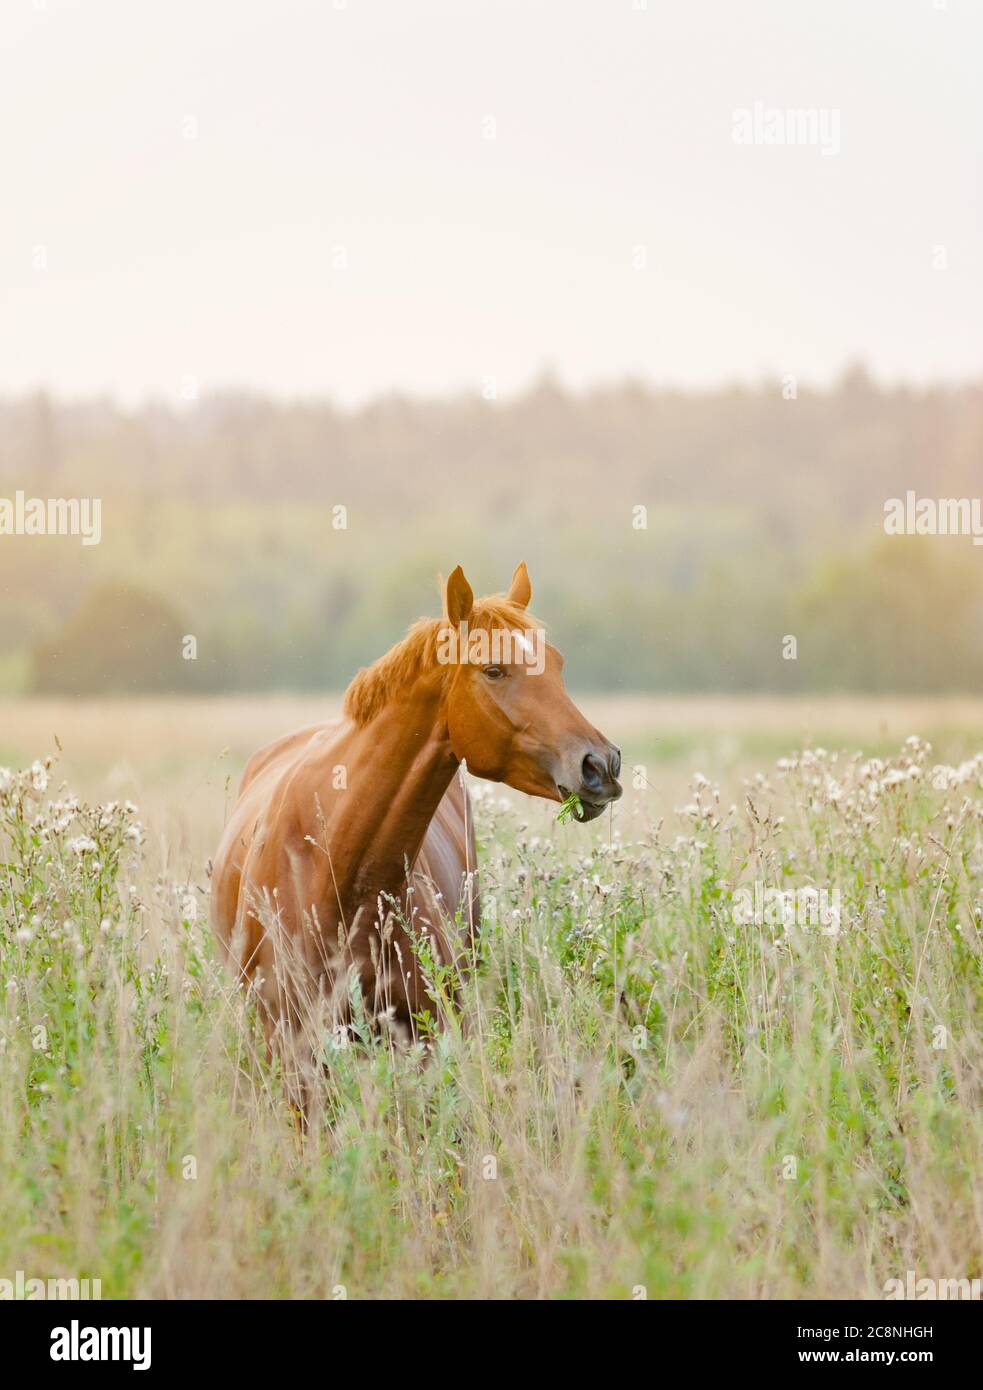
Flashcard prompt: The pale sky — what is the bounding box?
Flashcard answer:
[1,0,980,405]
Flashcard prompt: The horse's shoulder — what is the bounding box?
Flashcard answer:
[239,721,342,796]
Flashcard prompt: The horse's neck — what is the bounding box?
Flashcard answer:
[334,687,458,903]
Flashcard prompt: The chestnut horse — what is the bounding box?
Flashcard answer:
[210,563,621,1100]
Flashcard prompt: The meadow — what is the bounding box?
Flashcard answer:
[2,694,983,1299]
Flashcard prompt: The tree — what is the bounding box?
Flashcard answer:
[33,583,188,694]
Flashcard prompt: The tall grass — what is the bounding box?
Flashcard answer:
[1,738,982,1299]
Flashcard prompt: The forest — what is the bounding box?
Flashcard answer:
[1,366,981,694]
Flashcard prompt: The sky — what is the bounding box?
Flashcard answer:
[1,0,981,405]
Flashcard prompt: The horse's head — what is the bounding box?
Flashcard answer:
[441,563,622,822]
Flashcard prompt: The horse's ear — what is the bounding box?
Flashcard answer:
[507,561,532,609]
[444,565,474,624]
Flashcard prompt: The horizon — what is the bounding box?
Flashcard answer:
[3,360,983,416]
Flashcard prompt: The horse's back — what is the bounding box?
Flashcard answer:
[239,722,340,796]
[212,720,477,966]
[210,722,343,964]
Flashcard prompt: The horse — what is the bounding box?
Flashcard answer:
[209,562,622,1104]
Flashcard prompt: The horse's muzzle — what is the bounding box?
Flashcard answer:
[558,743,622,821]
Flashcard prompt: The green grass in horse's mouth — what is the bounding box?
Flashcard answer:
[556,791,585,823]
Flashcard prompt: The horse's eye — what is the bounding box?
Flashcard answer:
[482,665,506,680]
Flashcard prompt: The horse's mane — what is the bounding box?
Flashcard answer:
[343,596,542,727]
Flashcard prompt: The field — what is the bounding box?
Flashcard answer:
[2,694,983,1299]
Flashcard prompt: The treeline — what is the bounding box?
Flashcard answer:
[1,370,982,694]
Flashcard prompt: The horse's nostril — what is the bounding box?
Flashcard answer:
[581,752,606,790]
[610,747,621,780]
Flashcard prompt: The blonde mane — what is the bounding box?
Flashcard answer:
[343,596,542,726]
